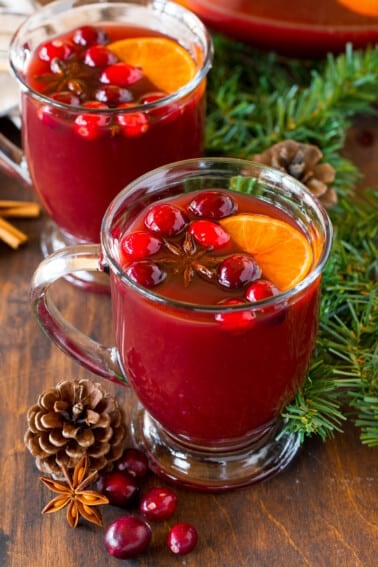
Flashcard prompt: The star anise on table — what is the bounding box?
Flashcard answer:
[40,455,109,528]
[160,231,229,287]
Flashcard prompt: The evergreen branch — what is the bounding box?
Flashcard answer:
[206,40,378,195]
[206,37,378,446]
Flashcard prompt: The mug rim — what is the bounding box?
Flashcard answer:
[101,156,334,313]
[9,0,214,113]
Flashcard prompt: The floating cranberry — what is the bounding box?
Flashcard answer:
[125,260,166,287]
[145,203,188,237]
[115,448,149,479]
[50,91,81,106]
[119,231,162,262]
[74,102,110,138]
[245,279,279,302]
[104,515,152,559]
[140,487,177,522]
[38,39,74,62]
[189,191,237,219]
[166,523,198,555]
[100,62,143,87]
[215,298,255,331]
[95,85,132,105]
[72,25,106,47]
[189,220,230,249]
[116,106,150,137]
[217,254,261,288]
[96,470,139,508]
[84,44,118,67]
[140,92,180,121]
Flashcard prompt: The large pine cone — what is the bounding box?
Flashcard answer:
[25,379,127,479]
[252,140,337,208]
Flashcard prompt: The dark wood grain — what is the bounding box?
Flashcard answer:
[0,115,377,567]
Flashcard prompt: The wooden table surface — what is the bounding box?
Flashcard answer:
[0,112,377,567]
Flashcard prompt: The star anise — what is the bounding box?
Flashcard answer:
[35,58,100,99]
[160,231,229,287]
[40,455,109,528]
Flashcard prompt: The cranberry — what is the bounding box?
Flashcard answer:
[215,298,255,331]
[115,448,149,478]
[38,39,74,62]
[217,254,262,288]
[38,91,81,123]
[95,85,133,105]
[50,91,81,106]
[140,487,177,522]
[104,515,152,559]
[140,92,180,121]
[189,220,230,249]
[125,260,166,287]
[73,101,110,138]
[100,62,143,87]
[245,279,279,302]
[166,523,198,555]
[119,231,162,262]
[189,191,237,219]
[84,44,118,67]
[144,204,188,237]
[116,106,150,137]
[96,470,139,508]
[72,25,106,47]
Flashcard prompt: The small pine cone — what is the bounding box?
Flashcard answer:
[252,140,337,208]
[25,379,127,479]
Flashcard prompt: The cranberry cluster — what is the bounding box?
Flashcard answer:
[35,25,169,138]
[97,447,198,559]
[119,190,280,327]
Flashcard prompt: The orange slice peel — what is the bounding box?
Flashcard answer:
[108,37,197,94]
[220,213,314,291]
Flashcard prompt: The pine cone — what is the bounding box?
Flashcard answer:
[25,379,127,479]
[252,140,337,208]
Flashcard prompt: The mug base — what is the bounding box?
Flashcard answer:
[130,406,301,492]
[41,220,110,294]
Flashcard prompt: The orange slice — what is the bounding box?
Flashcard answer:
[337,0,378,16]
[220,214,313,291]
[108,37,197,93]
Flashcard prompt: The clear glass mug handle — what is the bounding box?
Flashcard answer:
[30,244,125,383]
[0,130,31,187]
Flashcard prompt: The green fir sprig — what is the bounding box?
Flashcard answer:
[206,37,378,446]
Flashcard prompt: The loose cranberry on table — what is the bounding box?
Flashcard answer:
[96,470,139,508]
[166,523,198,555]
[115,447,149,478]
[104,515,152,560]
[140,486,178,522]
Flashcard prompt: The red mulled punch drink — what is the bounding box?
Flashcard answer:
[8,0,212,290]
[30,158,333,490]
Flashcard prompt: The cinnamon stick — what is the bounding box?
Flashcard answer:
[0,203,40,218]
[0,217,28,249]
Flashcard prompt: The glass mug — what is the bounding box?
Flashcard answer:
[0,0,212,291]
[30,158,333,491]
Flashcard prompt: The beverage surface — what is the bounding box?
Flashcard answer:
[116,189,314,306]
[26,24,197,111]
[22,24,205,243]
